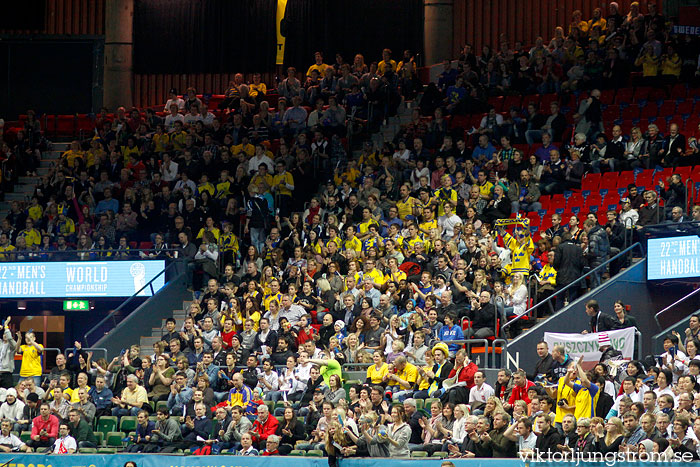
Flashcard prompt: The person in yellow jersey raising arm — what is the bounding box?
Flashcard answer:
[562,356,600,420]
[16,330,44,386]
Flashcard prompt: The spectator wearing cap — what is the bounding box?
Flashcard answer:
[164,88,185,112]
[598,333,622,363]
[17,392,40,432]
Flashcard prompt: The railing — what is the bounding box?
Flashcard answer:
[653,288,700,330]
[64,347,108,362]
[501,242,645,335]
[83,259,183,347]
[3,247,183,262]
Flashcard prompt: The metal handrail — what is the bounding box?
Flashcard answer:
[83,260,181,346]
[3,247,183,262]
[64,347,108,362]
[653,288,700,330]
[501,242,645,333]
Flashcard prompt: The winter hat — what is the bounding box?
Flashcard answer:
[598,333,612,349]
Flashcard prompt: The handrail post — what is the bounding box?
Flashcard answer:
[501,242,643,335]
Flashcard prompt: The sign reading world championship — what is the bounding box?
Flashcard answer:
[647,235,700,280]
[0,260,165,298]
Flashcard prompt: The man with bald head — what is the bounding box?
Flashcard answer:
[508,170,541,214]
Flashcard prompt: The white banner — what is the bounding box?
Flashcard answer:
[544,327,636,362]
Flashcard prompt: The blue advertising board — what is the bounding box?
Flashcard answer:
[0,260,166,298]
[647,235,700,280]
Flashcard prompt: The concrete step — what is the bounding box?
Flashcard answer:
[18,176,39,185]
[16,184,35,194]
[140,336,161,347]
[4,192,28,202]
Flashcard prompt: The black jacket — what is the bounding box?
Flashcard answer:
[553,240,584,286]
[589,311,616,333]
[528,354,554,381]
[535,427,561,454]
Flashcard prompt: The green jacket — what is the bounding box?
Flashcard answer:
[71,419,97,444]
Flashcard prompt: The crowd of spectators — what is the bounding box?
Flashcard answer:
[0,0,699,461]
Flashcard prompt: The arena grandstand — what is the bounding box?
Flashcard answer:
[0,0,700,466]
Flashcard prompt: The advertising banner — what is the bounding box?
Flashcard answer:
[0,260,165,298]
[544,327,636,362]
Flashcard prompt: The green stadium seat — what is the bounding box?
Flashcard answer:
[96,416,118,437]
[156,401,169,413]
[105,431,126,447]
[424,398,439,411]
[97,447,117,454]
[93,431,104,446]
[411,451,428,458]
[119,416,137,432]
[432,452,448,458]
[306,449,324,457]
[289,450,306,456]
[415,399,424,410]
[19,431,31,443]
[79,447,97,453]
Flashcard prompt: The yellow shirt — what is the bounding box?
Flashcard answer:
[394,362,418,390]
[366,363,389,384]
[121,385,149,406]
[19,344,43,377]
[197,227,221,241]
[343,236,362,253]
[306,63,328,77]
[67,386,91,404]
[18,228,41,248]
[419,218,437,234]
[232,143,255,157]
[198,182,215,197]
[554,377,577,423]
[378,59,398,75]
[28,205,43,222]
[215,181,232,199]
[250,173,274,192]
[263,292,283,312]
[396,196,418,221]
[171,131,187,151]
[334,168,360,188]
[364,268,385,286]
[358,220,379,236]
[249,82,267,99]
[388,269,407,283]
[0,245,16,261]
[62,150,85,168]
[273,172,294,196]
[432,188,457,217]
[478,181,494,199]
[219,232,240,255]
[537,264,557,285]
[326,237,342,250]
[153,133,170,153]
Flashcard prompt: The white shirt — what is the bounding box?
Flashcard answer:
[257,370,279,393]
[518,431,537,451]
[164,113,185,132]
[164,97,185,112]
[0,432,25,451]
[247,154,275,175]
[53,435,77,454]
[160,160,179,182]
[438,213,462,239]
[469,383,495,404]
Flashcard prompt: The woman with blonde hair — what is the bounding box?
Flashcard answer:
[505,272,529,337]
[593,416,624,453]
[483,395,506,427]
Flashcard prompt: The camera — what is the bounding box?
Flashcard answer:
[557,399,566,407]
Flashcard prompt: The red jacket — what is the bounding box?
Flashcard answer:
[447,361,479,389]
[31,414,59,441]
[508,380,535,405]
[251,415,279,443]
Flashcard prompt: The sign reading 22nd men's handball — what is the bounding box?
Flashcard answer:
[0,260,165,298]
[647,235,700,280]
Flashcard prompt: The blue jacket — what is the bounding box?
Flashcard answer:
[438,324,465,352]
